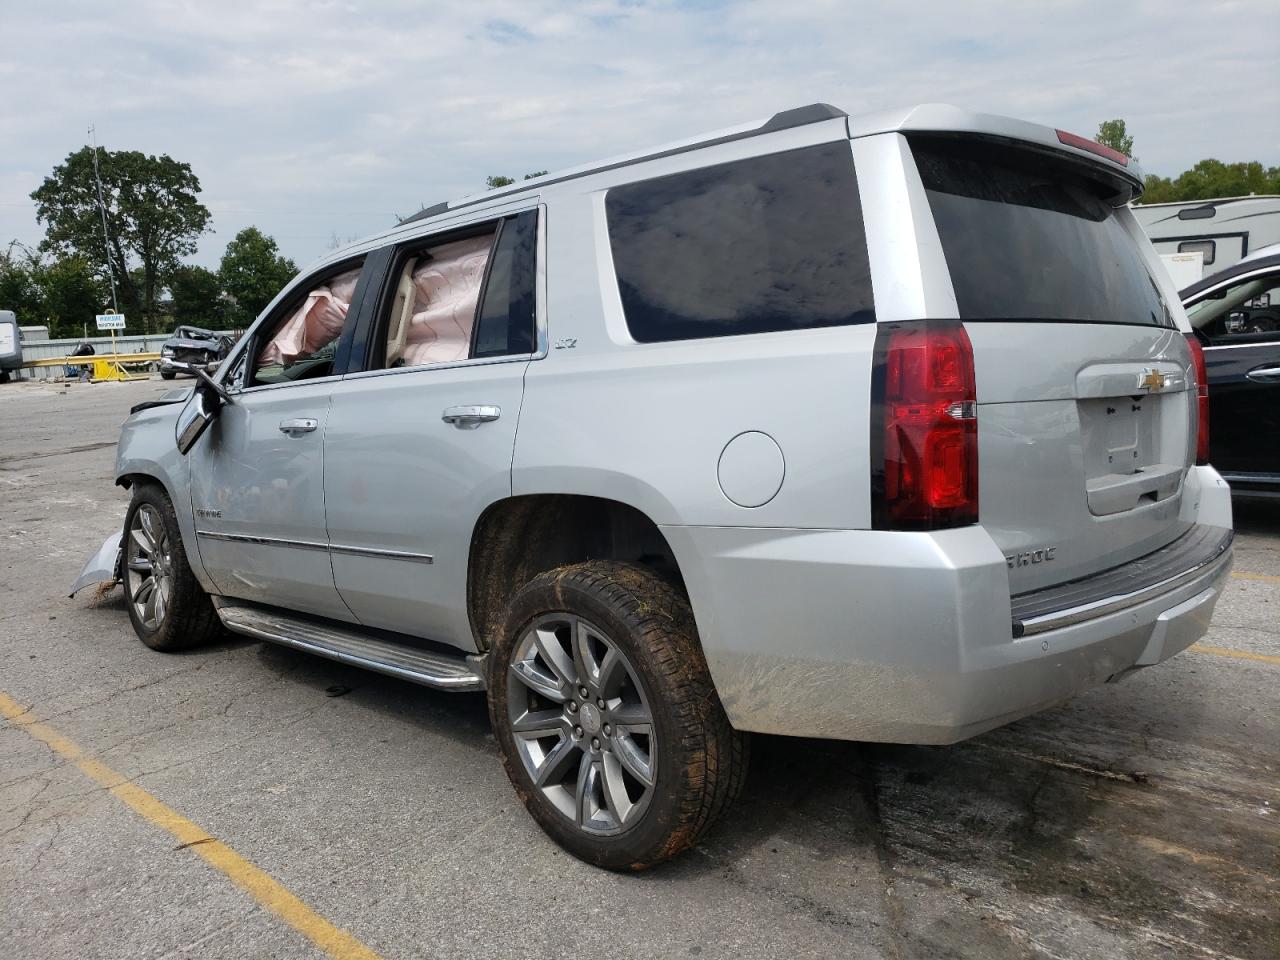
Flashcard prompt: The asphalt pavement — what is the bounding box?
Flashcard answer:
[1,377,1276,960]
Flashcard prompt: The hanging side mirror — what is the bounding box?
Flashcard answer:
[174,366,234,455]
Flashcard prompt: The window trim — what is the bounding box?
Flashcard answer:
[342,203,545,382]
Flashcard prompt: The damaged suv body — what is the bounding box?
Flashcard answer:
[76,103,1233,869]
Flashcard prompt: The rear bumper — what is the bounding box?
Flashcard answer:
[663,466,1233,745]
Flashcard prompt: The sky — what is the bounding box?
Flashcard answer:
[2,0,1278,273]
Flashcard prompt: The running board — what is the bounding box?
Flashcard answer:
[215,602,486,692]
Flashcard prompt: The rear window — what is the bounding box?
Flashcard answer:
[605,142,875,343]
[910,135,1172,327]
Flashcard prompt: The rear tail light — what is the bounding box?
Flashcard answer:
[1055,129,1130,167]
[871,320,979,529]
[1185,333,1210,465]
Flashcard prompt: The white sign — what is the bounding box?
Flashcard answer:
[95,313,126,330]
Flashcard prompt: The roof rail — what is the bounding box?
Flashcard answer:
[398,103,848,226]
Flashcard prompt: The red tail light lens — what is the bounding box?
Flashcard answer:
[872,321,979,529]
[1185,333,1210,465]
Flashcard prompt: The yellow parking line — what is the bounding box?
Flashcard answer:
[1232,571,1280,585]
[1189,644,1280,666]
[0,691,383,960]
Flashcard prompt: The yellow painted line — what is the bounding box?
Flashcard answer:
[1189,644,1280,666]
[0,691,383,960]
[1231,571,1280,585]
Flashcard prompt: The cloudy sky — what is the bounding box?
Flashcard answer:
[2,0,1278,272]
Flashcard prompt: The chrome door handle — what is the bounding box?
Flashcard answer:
[442,405,501,429]
[1245,365,1280,383]
[278,418,318,434]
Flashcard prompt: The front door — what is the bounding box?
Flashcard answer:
[323,209,540,649]
[186,255,374,621]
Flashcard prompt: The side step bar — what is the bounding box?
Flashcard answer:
[215,601,486,692]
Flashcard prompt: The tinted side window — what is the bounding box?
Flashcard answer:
[473,211,537,358]
[605,142,875,343]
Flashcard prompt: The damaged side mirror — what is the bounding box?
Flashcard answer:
[175,367,235,455]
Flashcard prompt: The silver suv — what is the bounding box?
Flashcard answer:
[76,103,1235,870]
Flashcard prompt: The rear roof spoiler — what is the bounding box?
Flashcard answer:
[851,103,1145,199]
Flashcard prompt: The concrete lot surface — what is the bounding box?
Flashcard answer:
[1,377,1277,960]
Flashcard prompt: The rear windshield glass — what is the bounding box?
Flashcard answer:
[910,135,1172,327]
[606,142,875,343]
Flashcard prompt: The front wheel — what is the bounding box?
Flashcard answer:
[122,484,221,651]
[160,369,176,380]
[489,561,748,870]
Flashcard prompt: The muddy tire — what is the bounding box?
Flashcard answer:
[489,560,748,870]
[122,483,221,652]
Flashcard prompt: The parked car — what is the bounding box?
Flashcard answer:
[1183,244,1280,498]
[72,103,1235,870]
[0,311,21,382]
[159,325,233,379]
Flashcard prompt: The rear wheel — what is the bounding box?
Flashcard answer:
[123,484,220,651]
[489,561,748,870]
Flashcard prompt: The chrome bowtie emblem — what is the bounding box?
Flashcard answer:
[1138,368,1167,391]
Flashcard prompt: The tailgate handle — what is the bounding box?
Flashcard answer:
[1245,364,1280,384]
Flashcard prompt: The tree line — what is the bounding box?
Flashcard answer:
[1095,119,1280,203]
[2,146,297,339]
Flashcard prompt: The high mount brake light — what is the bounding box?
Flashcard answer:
[1185,333,1210,465]
[871,321,979,530]
[1055,129,1130,167]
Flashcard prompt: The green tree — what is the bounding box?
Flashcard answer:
[1095,119,1134,158]
[39,255,109,339]
[219,227,297,326]
[487,171,547,189]
[30,146,211,333]
[1139,159,1280,205]
[167,264,224,329]
[0,242,45,327]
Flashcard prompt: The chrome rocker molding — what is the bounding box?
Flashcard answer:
[1011,525,1234,638]
[214,600,484,691]
[196,530,434,563]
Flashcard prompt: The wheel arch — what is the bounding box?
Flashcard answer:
[466,494,687,653]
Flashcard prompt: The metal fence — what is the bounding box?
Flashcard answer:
[14,332,237,380]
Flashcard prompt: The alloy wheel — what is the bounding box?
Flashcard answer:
[506,614,656,835]
[126,504,173,631]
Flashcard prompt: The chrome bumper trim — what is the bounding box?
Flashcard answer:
[1012,528,1233,638]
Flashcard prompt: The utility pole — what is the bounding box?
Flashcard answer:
[88,123,120,314]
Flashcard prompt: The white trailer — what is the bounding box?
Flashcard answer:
[1132,195,1280,279]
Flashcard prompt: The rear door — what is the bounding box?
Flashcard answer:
[907,135,1197,593]
[1185,267,1280,480]
[323,209,540,649]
